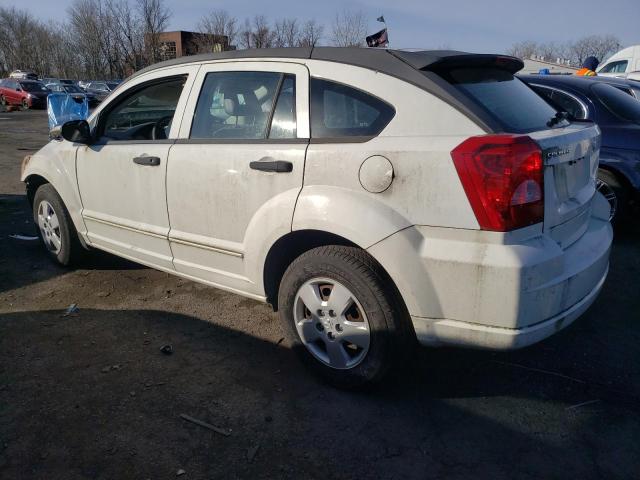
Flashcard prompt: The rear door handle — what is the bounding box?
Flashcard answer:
[250,157,293,173]
[133,156,160,166]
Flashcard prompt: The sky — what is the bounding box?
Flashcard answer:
[3,0,638,53]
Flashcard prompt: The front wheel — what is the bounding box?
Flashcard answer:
[278,245,413,389]
[20,99,29,111]
[33,184,85,266]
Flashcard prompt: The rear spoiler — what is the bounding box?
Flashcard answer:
[389,50,524,74]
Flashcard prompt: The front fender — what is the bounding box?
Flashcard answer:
[21,140,85,236]
[292,185,412,249]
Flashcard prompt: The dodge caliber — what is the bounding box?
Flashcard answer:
[21,48,613,388]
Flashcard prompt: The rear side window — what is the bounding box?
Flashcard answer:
[438,68,559,133]
[530,85,587,120]
[191,71,288,140]
[591,83,640,124]
[310,78,395,139]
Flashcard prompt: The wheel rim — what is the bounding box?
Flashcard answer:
[21,99,28,110]
[293,277,371,370]
[596,178,617,221]
[37,200,62,254]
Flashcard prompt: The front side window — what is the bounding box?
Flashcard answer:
[191,71,292,140]
[310,79,395,138]
[101,76,186,141]
[599,60,628,74]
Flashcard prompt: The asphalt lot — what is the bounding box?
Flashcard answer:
[1,109,639,479]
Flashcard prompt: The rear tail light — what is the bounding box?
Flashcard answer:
[451,134,544,232]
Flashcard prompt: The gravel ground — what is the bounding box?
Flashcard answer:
[1,110,639,480]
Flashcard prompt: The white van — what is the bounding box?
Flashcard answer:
[597,45,640,77]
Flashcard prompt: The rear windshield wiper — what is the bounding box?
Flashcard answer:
[547,111,570,127]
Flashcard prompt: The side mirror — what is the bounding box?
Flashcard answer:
[16,88,22,92]
[61,120,92,144]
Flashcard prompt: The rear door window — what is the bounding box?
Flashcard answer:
[438,68,560,133]
[591,83,640,124]
[530,85,587,120]
[310,78,395,139]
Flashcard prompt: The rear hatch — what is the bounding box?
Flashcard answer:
[422,58,601,247]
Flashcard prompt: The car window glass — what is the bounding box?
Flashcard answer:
[439,68,559,133]
[310,78,395,138]
[268,75,296,139]
[102,76,186,141]
[191,71,282,140]
[531,86,586,120]
[599,60,628,74]
[591,82,640,124]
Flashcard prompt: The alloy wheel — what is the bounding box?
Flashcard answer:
[37,200,62,254]
[293,277,371,370]
[596,178,617,221]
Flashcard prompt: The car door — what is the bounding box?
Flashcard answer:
[167,62,309,297]
[7,80,21,104]
[76,66,198,270]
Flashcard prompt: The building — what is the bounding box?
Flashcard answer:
[521,56,578,75]
[155,31,232,61]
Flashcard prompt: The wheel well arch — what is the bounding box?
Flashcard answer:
[25,174,50,206]
[263,230,359,310]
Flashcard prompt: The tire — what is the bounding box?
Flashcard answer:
[20,99,29,111]
[597,168,629,224]
[278,245,414,389]
[33,184,84,266]
[0,95,6,111]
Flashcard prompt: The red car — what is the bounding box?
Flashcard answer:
[0,78,50,110]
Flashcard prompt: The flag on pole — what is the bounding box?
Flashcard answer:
[366,28,389,48]
[377,16,386,23]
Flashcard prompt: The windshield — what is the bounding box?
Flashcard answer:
[436,67,562,133]
[64,85,84,93]
[592,83,640,124]
[20,82,48,92]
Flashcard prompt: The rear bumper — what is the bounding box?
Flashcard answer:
[411,262,608,349]
[368,195,613,350]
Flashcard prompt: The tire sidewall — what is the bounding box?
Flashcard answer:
[278,248,402,388]
[33,184,74,266]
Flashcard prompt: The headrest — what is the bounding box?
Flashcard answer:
[224,97,259,117]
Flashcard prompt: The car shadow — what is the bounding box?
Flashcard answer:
[1,307,638,479]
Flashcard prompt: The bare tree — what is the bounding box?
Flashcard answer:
[507,40,539,60]
[331,9,366,47]
[273,18,300,48]
[137,0,171,64]
[299,19,324,47]
[197,9,237,51]
[239,18,253,49]
[571,35,622,66]
[251,15,275,48]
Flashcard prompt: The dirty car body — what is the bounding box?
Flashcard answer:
[22,48,613,387]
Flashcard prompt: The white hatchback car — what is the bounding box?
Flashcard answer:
[22,48,613,387]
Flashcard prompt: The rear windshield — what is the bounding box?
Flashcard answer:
[591,83,640,124]
[438,68,560,133]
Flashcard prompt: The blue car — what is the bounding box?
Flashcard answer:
[520,74,640,221]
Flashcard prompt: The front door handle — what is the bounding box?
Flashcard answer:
[133,156,160,166]
[250,157,293,173]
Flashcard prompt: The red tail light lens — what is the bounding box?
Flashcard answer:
[451,134,544,231]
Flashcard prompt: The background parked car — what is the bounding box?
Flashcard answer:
[9,70,38,80]
[521,74,640,221]
[597,45,640,78]
[83,81,120,101]
[46,83,100,107]
[0,78,49,110]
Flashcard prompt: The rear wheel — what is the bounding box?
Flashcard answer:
[33,184,84,266]
[278,245,413,389]
[597,168,629,223]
